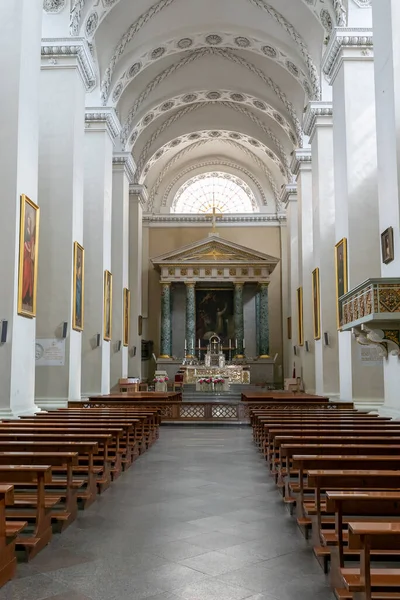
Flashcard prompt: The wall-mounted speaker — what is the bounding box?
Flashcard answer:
[117,340,122,352]
[305,340,310,352]
[96,333,101,347]
[62,322,68,339]
[0,321,7,344]
[293,345,297,356]
[323,332,330,346]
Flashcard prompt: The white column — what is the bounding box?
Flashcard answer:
[110,153,136,387]
[0,0,42,417]
[35,39,95,409]
[372,0,400,415]
[128,185,147,379]
[282,185,299,380]
[81,109,120,396]
[322,28,384,407]
[304,102,340,398]
[279,223,291,379]
[292,150,315,392]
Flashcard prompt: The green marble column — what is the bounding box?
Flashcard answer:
[185,282,196,357]
[255,290,261,357]
[259,283,270,357]
[160,282,172,358]
[234,283,244,357]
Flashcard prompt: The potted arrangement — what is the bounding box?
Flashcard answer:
[213,377,225,393]
[154,375,169,392]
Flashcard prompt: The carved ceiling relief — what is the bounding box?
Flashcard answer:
[43,0,66,12]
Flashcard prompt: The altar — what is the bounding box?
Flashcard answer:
[183,365,250,385]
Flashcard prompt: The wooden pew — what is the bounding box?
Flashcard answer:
[0,485,23,587]
[325,491,400,591]
[342,522,400,600]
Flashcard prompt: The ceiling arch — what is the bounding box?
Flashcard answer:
[139,129,287,186]
[129,89,298,149]
[162,160,268,208]
[72,0,346,45]
[119,48,302,146]
[107,32,316,106]
[146,138,281,212]
[133,103,291,182]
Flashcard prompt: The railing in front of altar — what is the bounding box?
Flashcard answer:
[68,399,354,422]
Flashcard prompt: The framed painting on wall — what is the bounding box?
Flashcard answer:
[335,238,348,329]
[104,270,112,341]
[72,242,84,331]
[296,287,304,346]
[18,194,40,318]
[381,227,394,264]
[123,288,130,346]
[312,267,321,340]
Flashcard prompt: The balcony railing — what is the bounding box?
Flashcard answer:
[340,278,400,330]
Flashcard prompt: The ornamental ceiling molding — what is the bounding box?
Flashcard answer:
[108,32,315,106]
[72,0,344,40]
[120,47,302,147]
[41,38,96,91]
[303,101,333,139]
[172,172,259,212]
[85,107,121,141]
[290,148,312,176]
[162,160,267,207]
[352,0,371,7]
[140,130,287,187]
[129,184,149,206]
[143,214,283,226]
[43,0,66,13]
[129,90,298,151]
[146,138,280,212]
[134,103,289,183]
[247,0,320,99]
[322,28,373,80]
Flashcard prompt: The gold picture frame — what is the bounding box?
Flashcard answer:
[72,242,84,331]
[312,267,321,340]
[104,270,113,341]
[18,194,40,318]
[296,287,304,346]
[381,226,394,264]
[123,288,130,347]
[335,238,348,330]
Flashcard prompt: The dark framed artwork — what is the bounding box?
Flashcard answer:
[138,315,143,337]
[18,194,40,318]
[335,238,348,330]
[72,242,84,331]
[123,288,130,346]
[104,270,112,341]
[195,288,234,345]
[287,316,292,340]
[312,267,321,340]
[381,227,394,264]
[296,287,304,346]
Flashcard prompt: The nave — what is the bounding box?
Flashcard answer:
[0,426,333,600]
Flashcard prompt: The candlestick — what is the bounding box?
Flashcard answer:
[198,339,201,349]
[243,339,246,350]
[184,339,187,348]
[229,339,232,349]
[235,338,238,349]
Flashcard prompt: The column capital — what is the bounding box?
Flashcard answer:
[303,101,333,140]
[322,28,373,83]
[85,108,121,143]
[291,149,312,177]
[185,282,196,288]
[234,282,244,288]
[113,152,136,183]
[259,282,270,289]
[161,281,171,287]
[129,184,148,207]
[280,184,297,209]
[41,37,96,91]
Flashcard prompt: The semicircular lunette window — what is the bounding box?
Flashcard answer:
[172,172,258,214]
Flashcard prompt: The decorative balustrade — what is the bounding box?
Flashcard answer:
[340,278,400,330]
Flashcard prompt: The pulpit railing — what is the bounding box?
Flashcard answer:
[340,278,400,330]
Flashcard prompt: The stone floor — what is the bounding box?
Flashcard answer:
[0,426,334,600]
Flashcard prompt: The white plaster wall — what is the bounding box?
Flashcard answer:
[82,130,113,395]
[110,167,130,387]
[36,67,85,404]
[0,0,42,415]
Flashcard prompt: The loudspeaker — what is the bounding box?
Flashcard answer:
[96,334,101,347]
[117,340,122,352]
[293,345,297,356]
[62,322,68,338]
[323,332,330,346]
[0,320,7,344]
[305,340,310,352]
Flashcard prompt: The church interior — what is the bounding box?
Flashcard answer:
[1,0,400,598]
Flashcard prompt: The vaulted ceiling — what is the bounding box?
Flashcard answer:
[68,0,350,214]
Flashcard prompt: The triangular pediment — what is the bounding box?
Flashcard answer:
[151,235,279,268]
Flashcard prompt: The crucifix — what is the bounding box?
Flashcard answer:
[207,196,221,233]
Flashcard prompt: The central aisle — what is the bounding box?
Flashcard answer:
[0,427,334,600]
